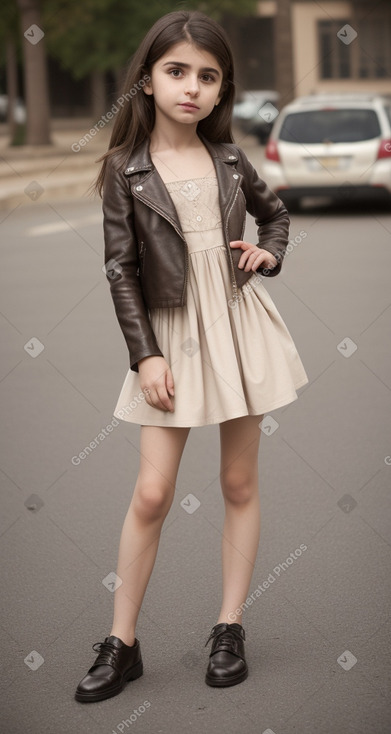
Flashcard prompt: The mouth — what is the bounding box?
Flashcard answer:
[179,103,199,110]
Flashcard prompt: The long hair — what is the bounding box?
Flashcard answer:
[94,10,235,196]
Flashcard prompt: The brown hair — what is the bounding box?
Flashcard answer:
[94,9,235,196]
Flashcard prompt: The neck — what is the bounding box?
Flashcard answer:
[148,115,203,154]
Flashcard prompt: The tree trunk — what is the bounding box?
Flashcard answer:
[6,38,18,142]
[17,0,51,145]
[274,0,295,106]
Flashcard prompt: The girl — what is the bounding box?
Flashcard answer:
[75,9,308,703]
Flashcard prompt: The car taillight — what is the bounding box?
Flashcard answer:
[265,139,280,162]
[377,139,391,159]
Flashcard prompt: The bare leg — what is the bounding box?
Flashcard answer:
[216,414,263,626]
[110,424,191,645]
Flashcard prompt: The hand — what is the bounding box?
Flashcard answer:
[138,356,175,412]
[230,240,278,272]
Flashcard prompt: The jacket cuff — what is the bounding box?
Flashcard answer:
[130,349,164,373]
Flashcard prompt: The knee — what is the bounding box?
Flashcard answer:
[133,480,172,521]
[221,470,256,505]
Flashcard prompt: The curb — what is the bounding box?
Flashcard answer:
[0,176,99,212]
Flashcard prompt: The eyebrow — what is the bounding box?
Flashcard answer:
[162,61,221,76]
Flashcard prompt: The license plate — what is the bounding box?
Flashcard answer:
[304,155,350,171]
[318,156,339,168]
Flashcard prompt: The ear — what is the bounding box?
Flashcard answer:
[142,74,153,96]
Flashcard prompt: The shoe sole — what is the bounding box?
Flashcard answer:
[205,665,248,687]
[74,659,143,703]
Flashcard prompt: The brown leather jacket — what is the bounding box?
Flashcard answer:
[102,131,290,373]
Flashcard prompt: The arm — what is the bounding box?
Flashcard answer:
[234,145,290,277]
[102,155,164,373]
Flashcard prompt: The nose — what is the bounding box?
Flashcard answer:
[184,74,200,97]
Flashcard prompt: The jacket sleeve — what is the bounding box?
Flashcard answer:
[234,145,290,277]
[102,155,164,373]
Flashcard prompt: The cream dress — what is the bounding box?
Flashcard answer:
[113,174,309,427]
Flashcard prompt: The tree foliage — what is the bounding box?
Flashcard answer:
[43,0,257,79]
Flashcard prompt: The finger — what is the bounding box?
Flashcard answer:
[157,385,174,412]
[149,390,167,412]
[151,381,173,411]
[144,388,157,408]
[237,251,247,269]
[247,250,276,271]
[142,387,151,403]
[166,370,175,396]
[242,250,260,271]
[230,240,251,249]
[237,249,255,269]
[143,384,162,409]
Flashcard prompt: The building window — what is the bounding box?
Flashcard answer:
[318,18,391,79]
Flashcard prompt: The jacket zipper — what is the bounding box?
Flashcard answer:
[224,181,242,302]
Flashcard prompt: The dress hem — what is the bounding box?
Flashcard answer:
[113,377,309,428]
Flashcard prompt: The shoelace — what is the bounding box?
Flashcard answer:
[91,640,119,667]
[204,623,245,648]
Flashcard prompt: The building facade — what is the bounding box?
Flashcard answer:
[224,0,390,104]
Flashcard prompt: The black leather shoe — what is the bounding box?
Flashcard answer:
[204,622,248,687]
[75,635,143,702]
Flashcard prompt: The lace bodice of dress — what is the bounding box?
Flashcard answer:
[165,177,222,234]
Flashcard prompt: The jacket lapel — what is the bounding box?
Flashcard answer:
[199,133,243,224]
[123,133,242,238]
[124,139,183,235]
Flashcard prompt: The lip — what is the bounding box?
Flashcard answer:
[179,103,199,110]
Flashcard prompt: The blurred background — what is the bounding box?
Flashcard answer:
[1,3,391,733]
[1,0,390,208]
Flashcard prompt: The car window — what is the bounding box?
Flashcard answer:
[279,109,381,143]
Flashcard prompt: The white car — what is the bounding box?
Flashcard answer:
[262,93,391,209]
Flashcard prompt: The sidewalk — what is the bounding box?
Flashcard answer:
[0,118,251,211]
[0,118,111,211]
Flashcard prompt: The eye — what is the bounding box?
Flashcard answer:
[169,68,183,77]
[201,74,215,83]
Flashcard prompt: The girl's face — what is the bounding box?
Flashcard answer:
[144,41,224,129]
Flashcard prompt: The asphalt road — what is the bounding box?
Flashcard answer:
[1,156,391,733]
